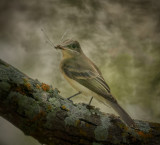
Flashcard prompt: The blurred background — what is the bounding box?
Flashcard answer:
[0,0,160,144]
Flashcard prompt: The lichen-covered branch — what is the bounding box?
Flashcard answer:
[0,59,160,145]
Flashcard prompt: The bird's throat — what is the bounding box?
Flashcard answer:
[62,50,73,59]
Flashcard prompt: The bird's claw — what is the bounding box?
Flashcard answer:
[86,105,95,110]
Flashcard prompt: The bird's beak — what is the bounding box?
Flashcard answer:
[55,45,65,50]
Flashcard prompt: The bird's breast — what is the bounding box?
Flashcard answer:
[60,63,93,96]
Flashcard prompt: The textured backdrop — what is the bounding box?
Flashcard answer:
[0,0,160,145]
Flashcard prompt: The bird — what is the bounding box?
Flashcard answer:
[55,39,135,127]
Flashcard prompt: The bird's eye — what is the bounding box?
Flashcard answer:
[72,44,76,49]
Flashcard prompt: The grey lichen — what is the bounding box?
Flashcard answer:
[100,115,111,126]
[49,88,60,97]
[8,92,41,119]
[1,59,160,145]
[90,107,101,115]
[94,115,111,141]
[94,126,108,141]
[45,111,57,129]
[135,120,151,133]
[44,90,64,128]
[48,97,61,108]
[64,103,79,126]
[0,67,9,81]
[47,87,63,101]
[64,102,93,127]
[77,103,92,116]
[7,67,25,84]
[33,91,46,101]
[64,116,77,126]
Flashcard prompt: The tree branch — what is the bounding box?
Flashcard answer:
[0,59,160,145]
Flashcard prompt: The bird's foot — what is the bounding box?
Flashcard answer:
[67,92,81,100]
[86,104,95,110]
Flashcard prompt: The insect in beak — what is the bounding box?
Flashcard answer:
[55,45,65,50]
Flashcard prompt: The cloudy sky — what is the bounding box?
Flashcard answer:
[0,0,160,144]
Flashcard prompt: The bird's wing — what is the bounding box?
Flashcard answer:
[62,60,115,102]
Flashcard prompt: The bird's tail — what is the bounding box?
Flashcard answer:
[108,101,135,127]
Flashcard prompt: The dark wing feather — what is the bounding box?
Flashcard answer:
[63,64,115,102]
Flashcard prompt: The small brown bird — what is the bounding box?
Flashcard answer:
[55,39,135,127]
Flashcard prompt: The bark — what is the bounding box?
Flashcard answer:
[0,59,160,145]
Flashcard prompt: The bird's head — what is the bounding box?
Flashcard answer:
[55,40,83,58]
